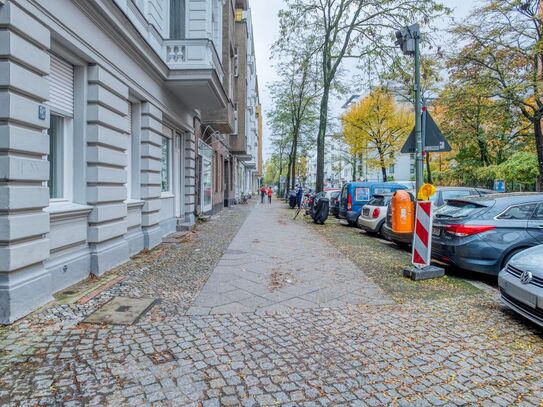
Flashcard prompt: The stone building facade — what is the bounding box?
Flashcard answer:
[0,0,259,324]
[231,0,260,195]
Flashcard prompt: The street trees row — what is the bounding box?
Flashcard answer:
[273,0,446,192]
[268,0,543,191]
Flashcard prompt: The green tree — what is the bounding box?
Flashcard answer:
[275,0,446,192]
[449,0,543,189]
[268,44,320,193]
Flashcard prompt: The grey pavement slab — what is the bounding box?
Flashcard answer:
[186,201,392,314]
[83,297,156,325]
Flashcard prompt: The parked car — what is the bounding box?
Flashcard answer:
[339,182,408,226]
[498,244,543,328]
[329,190,341,217]
[382,187,492,247]
[432,193,543,275]
[357,194,392,235]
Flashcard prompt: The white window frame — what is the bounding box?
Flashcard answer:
[161,135,173,197]
[126,102,133,200]
[48,112,74,203]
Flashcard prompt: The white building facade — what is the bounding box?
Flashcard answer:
[0,0,245,323]
[306,138,415,189]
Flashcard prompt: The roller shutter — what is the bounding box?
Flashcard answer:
[48,54,74,116]
[127,102,133,135]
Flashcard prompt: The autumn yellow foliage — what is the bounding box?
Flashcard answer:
[341,88,413,180]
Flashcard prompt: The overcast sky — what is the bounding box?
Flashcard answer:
[250,0,474,160]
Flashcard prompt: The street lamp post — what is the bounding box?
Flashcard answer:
[396,24,423,195]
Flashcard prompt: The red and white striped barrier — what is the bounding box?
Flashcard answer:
[412,201,433,268]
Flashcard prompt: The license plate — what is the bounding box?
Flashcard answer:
[504,282,537,308]
[432,227,441,237]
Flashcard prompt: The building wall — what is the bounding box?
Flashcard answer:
[0,0,199,324]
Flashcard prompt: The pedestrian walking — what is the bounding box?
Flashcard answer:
[260,186,265,203]
[267,186,273,204]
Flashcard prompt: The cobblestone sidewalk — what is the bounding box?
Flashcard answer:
[1,201,543,406]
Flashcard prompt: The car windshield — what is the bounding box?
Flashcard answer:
[435,200,486,219]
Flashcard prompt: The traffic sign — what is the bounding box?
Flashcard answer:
[401,112,451,154]
[494,180,506,193]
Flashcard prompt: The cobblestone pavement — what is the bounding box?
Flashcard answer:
[1,201,543,406]
[187,202,391,315]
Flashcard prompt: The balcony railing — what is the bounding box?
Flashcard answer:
[162,39,224,82]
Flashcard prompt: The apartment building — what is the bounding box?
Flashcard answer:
[0,0,260,323]
[306,139,415,188]
[230,0,260,196]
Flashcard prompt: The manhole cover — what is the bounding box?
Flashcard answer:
[82,297,156,325]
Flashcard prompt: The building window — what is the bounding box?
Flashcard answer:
[214,152,218,192]
[48,115,64,199]
[220,155,223,191]
[169,0,186,40]
[410,164,415,174]
[161,136,171,193]
[47,54,74,202]
[234,103,239,134]
[234,48,239,77]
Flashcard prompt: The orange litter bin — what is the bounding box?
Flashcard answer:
[391,190,414,234]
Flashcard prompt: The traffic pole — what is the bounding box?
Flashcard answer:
[414,31,423,196]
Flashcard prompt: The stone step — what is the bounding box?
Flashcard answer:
[176,221,196,232]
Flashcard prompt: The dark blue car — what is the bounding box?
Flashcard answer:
[432,193,543,275]
[339,182,408,225]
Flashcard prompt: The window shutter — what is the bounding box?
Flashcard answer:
[127,102,133,135]
[48,54,74,116]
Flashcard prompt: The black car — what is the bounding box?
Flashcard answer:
[432,193,543,275]
[329,190,341,217]
[382,187,494,247]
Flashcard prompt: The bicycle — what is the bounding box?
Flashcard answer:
[293,193,312,220]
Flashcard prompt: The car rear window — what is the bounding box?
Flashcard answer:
[368,196,384,206]
[441,190,474,201]
[435,200,487,219]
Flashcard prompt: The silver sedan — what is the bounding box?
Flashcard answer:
[498,244,543,327]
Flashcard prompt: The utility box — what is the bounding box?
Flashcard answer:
[391,190,414,234]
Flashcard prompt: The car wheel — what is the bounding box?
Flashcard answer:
[501,247,528,270]
[378,223,385,236]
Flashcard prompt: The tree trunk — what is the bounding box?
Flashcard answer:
[378,148,387,181]
[285,152,293,196]
[535,118,543,191]
[316,86,330,193]
[351,155,357,181]
[426,152,433,184]
[290,131,299,190]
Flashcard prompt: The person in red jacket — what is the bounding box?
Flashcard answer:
[267,186,273,204]
[259,186,266,203]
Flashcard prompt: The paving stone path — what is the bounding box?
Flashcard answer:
[1,200,543,406]
[187,202,391,315]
